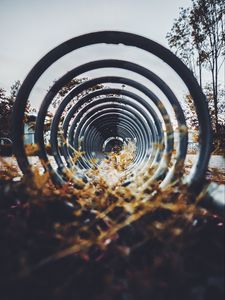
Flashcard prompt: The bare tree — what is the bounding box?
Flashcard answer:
[166,7,204,87]
[166,0,225,138]
[190,0,225,136]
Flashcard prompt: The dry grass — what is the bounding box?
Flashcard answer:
[0,146,224,300]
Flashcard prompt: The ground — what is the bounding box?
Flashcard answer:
[0,154,224,300]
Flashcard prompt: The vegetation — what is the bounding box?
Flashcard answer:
[0,80,34,140]
[166,0,225,151]
[0,81,20,139]
[0,146,224,300]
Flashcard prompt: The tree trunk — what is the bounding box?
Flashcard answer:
[214,50,219,137]
[199,60,202,89]
[211,65,219,137]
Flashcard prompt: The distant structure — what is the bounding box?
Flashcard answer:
[24,113,37,144]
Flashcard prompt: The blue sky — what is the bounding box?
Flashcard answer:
[0,0,193,93]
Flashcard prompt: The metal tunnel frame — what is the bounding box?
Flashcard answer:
[12,31,212,193]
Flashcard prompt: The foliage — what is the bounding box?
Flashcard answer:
[51,77,104,109]
[0,84,18,138]
[166,7,202,80]
[166,0,225,138]
[183,86,225,153]
[0,153,224,299]
[0,81,36,140]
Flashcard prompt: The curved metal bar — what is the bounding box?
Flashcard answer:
[69,104,151,170]
[12,31,211,192]
[35,59,188,185]
[49,76,173,184]
[64,98,157,171]
[37,58,185,163]
[64,97,158,169]
[62,88,162,165]
[75,114,146,171]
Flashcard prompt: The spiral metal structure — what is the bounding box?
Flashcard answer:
[12,31,212,193]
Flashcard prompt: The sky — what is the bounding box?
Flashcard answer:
[0,0,193,94]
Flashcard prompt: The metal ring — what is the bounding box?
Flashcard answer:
[12,31,212,193]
